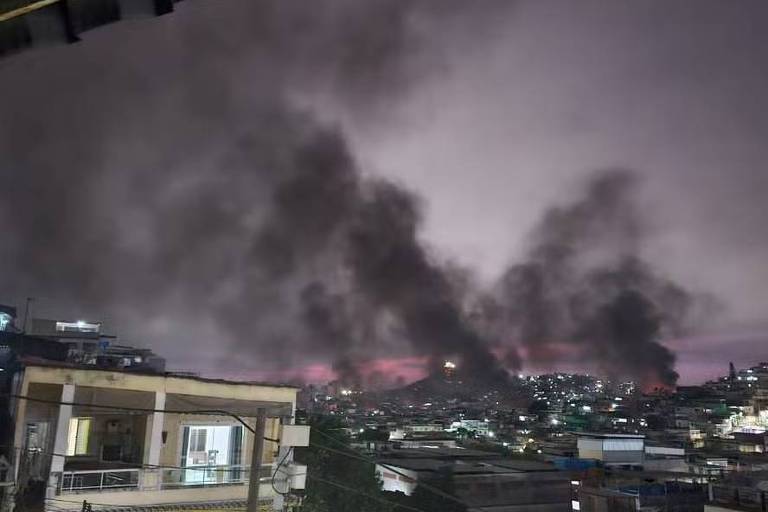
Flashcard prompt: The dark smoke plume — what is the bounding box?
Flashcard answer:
[0,1,705,389]
[347,181,509,382]
[488,170,694,388]
[0,0,512,386]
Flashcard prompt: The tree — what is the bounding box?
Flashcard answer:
[455,427,473,440]
[294,416,396,512]
[359,428,390,442]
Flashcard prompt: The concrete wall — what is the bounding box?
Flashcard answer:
[577,438,604,460]
[23,366,297,405]
[577,438,644,464]
[579,491,636,512]
[602,450,644,464]
[48,482,277,510]
[643,457,690,473]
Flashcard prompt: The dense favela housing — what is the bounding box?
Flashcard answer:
[1,303,767,512]
[298,359,768,512]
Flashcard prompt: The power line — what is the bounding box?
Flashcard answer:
[310,472,427,512]
[15,443,412,512]
[6,393,258,434]
[9,444,418,512]
[46,496,133,508]
[271,447,294,496]
[310,428,468,507]
[2,444,280,475]
[5,393,458,508]
[303,473,427,512]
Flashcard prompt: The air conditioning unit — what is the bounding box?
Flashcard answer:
[280,425,310,447]
[286,463,307,490]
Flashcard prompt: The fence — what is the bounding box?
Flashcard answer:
[59,463,281,493]
[60,468,140,493]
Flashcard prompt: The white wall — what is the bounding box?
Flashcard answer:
[577,438,603,460]
[376,464,419,496]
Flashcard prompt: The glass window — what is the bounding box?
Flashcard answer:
[180,425,244,484]
[190,428,207,452]
[66,417,91,456]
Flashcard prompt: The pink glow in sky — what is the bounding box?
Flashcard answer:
[213,328,768,389]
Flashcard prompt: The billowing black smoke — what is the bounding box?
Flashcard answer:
[0,0,512,386]
[487,170,694,388]
[0,2,704,390]
[245,134,509,385]
[347,181,509,382]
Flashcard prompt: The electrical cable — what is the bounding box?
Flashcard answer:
[8,447,418,512]
[310,428,469,507]
[4,393,460,509]
[270,461,423,512]
[43,461,405,512]
[47,496,134,508]
[270,447,293,496]
[6,394,258,433]
[1,444,272,475]
[303,473,427,512]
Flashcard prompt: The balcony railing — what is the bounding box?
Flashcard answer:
[160,464,278,489]
[60,468,140,493]
[58,464,282,493]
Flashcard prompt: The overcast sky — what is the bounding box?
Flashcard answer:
[349,0,768,382]
[2,0,767,385]
[355,0,768,308]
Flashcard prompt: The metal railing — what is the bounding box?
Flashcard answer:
[60,468,140,493]
[58,464,283,493]
[160,464,277,488]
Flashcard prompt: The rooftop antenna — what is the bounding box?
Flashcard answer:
[22,297,35,333]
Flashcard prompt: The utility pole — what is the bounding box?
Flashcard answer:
[247,408,268,512]
[22,297,34,333]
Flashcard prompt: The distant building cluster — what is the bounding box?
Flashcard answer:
[2,297,766,512]
[0,305,165,373]
[298,360,768,511]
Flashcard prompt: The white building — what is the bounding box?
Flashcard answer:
[576,433,644,467]
[449,419,491,437]
[376,462,420,495]
[376,450,573,511]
